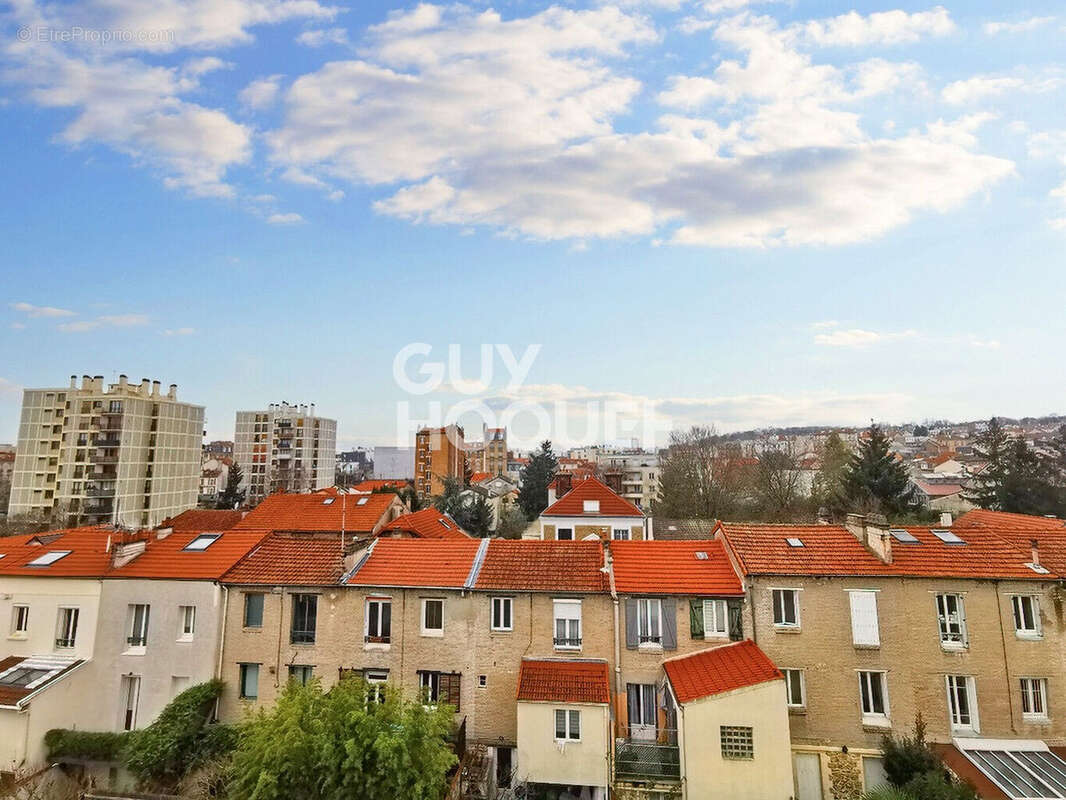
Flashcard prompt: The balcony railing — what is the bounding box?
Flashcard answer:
[94,454,120,464]
[55,637,76,649]
[615,728,680,782]
[553,636,582,648]
[291,630,316,644]
[95,437,121,448]
[127,635,147,647]
[84,485,116,497]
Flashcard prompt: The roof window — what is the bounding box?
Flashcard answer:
[694,551,708,560]
[27,550,71,567]
[357,497,368,506]
[932,529,965,545]
[184,534,221,551]
[583,500,600,513]
[1027,562,1050,575]
[322,498,335,505]
[786,537,804,548]
[439,518,451,529]
[889,529,919,543]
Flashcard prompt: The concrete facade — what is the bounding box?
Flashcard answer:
[234,403,337,502]
[516,701,610,793]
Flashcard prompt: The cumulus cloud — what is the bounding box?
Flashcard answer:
[11,302,76,318]
[162,327,196,336]
[239,75,283,109]
[984,16,1055,36]
[296,27,349,46]
[814,328,918,347]
[58,313,149,332]
[942,72,1062,105]
[800,6,955,47]
[267,212,304,224]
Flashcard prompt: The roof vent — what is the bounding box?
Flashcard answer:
[694,551,708,560]
[889,529,919,543]
[932,529,965,545]
[786,537,804,548]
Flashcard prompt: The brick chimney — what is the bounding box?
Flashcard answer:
[1031,539,1040,567]
[864,513,893,564]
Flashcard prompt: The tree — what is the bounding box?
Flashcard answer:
[496,503,529,539]
[517,441,558,520]
[967,419,1066,516]
[838,425,915,515]
[228,676,457,800]
[653,426,748,520]
[813,432,850,512]
[753,438,803,517]
[431,477,493,536]
[912,425,929,437]
[879,714,977,800]
[965,418,1012,510]
[217,463,245,510]
[380,483,423,512]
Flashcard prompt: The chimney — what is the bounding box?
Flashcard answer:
[864,513,892,564]
[845,513,865,542]
[70,375,77,389]
[556,473,572,498]
[94,375,104,392]
[118,374,128,389]
[156,527,173,540]
[82,374,91,391]
[939,512,953,527]
[816,506,831,525]
[111,539,147,568]
[1031,539,1040,567]
[168,384,177,400]
[140,378,150,396]
[151,380,160,398]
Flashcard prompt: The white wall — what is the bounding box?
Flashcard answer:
[0,663,93,773]
[516,701,609,790]
[0,577,101,662]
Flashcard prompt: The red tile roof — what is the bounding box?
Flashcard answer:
[516,659,610,704]
[223,534,345,585]
[0,527,117,577]
[469,472,492,484]
[347,539,482,589]
[381,509,472,540]
[541,476,643,518]
[160,509,245,531]
[352,480,410,492]
[664,640,781,704]
[610,540,743,596]
[235,491,400,533]
[956,509,1066,532]
[475,540,608,592]
[0,655,86,708]
[911,479,965,497]
[109,530,269,580]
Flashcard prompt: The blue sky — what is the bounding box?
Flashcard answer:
[1,0,1064,450]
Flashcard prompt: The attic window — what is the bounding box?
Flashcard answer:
[932,529,965,545]
[27,550,71,567]
[322,498,335,505]
[357,497,368,506]
[1027,562,1050,575]
[439,518,451,529]
[694,551,709,560]
[889,529,919,544]
[184,534,221,551]
[582,500,600,513]
[786,538,804,548]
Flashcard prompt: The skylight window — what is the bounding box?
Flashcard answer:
[932,529,965,545]
[1027,562,1050,575]
[439,518,451,529]
[322,498,335,505]
[357,497,368,506]
[890,529,919,544]
[184,534,220,551]
[0,668,49,687]
[27,550,71,567]
[694,551,709,560]
[786,537,804,548]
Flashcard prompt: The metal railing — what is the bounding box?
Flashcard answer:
[553,636,582,648]
[291,630,316,644]
[615,727,680,782]
[127,635,147,647]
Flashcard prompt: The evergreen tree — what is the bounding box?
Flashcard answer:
[517,441,559,520]
[812,432,850,511]
[459,492,494,537]
[216,463,245,509]
[966,418,1012,509]
[967,419,1065,516]
[838,425,915,515]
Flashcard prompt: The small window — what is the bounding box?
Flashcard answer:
[889,528,919,543]
[554,709,581,740]
[418,670,460,709]
[244,593,264,628]
[703,599,728,637]
[553,599,582,649]
[357,497,368,505]
[291,594,317,644]
[848,591,880,647]
[1012,596,1041,637]
[947,675,978,732]
[366,598,392,644]
[637,598,663,646]
[478,675,487,688]
[127,604,150,648]
[1020,678,1049,721]
[184,534,220,551]
[239,663,260,699]
[773,589,800,628]
[786,537,804,548]
[422,599,444,636]
[859,671,889,722]
[55,607,79,649]
[582,500,600,513]
[720,726,754,759]
[491,597,513,632]
[322,498,335,505]
[932,529,965,545]
[288,665,314,685]
[28,550,71,567]
[12,605,29,635]
[612,528,631,540]
[556,528,574,541]
[179,606,196,641]
[936,594,966,648]
[784,669,805,707]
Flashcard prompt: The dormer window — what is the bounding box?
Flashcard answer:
[582,500,600,513]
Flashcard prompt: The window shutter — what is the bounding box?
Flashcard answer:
[625,599,639,650]
[441,673,461,711]
[689,599,704,639]
[727,599,743,641]
[849,591,880,646]
[662,599,677,650]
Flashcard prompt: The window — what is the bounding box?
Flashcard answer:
[239,663,259,699]
[179,606,196,641]
[55,607,79,648]
[1021,678,1049,722]
[932,529,965,545]
[1012,595,1041,637]
[613,528,631,540]
[127,604,150,648]
[627,683,657,734]
[478,675,487,688]
[961,745,1066,799]
[11,605,29,635]
[288,665,313,685]
[638,598,663,646]
[29,550,71,567]
[422,599,444,636]
[703,599,728,637]
[365,598,392,644]
[773,589,800,627]
[947,675,979,732]
[291,594,317,644]
[365,669,388,704]
[556,528,574,541]
[784,669,806,708]
[553,599,582,648]
[936,594,967,648]
[184,534,220,551]
[243,593,264,628]
[122,675,141,731]
[554,709,581,740]
[491,597,513,631]
[582,500,600,513]
[720,726,754,760]
[848,591,880,647]
[418,671,461,709]
[0,668,48,687]
[859,671,889,723]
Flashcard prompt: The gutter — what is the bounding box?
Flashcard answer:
[215,584,230,681]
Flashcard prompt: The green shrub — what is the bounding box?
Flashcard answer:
[882,714,940,787]
[44,728,129,761]
[903,771,978,800]
[863,787,915,800]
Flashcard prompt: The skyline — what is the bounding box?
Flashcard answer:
[2,0,1065,449]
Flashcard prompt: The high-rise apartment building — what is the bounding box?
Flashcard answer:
[8,375,204,527]
[414,424,464,496]
[234,403,337,503]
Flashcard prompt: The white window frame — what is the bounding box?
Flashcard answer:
[126,604,150,651]
[637,598,663,648]
[848,590,880,647]
[556,527,574,541]
[772,588,800,628]
[612,528,631,541]
[582,500,600,513]
[1020,678,1049,722]
[858,670,890,726]
[1011,595,1041,638]
[178,605,196,642]
[421,598,444,637]
[946,675,979,733]
[935,593,967,649]
[703,599,729,638]
[553,599,582,650]
[554,708,581,741]
[491,597,513,632]
[11,604,29,636]
[365,597,392,647]
[55,606,79,649]
[784,668,806,708]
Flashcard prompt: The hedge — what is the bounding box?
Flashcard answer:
[44,728,130,761]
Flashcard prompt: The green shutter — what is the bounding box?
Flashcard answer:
[689,599,704,639]
[728,599,743,641]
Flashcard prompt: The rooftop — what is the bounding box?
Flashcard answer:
[381,508,472,540]
[223,534,346,585]
[0,655,85,709]
[610,540,743,596]
[516,659,610,705]
[474,540,608,592]
[235,491,399,533]
[541,476,644,518]
[346,539,483,589]
[159,509,245,531]
[664,640,781,704]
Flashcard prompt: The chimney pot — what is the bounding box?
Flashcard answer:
[1031,539,1040,566]
[845,513,865,542]
[939,512,953,527]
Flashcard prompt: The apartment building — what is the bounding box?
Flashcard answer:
[8,375,204,528]
[715,514,1066,800]
[234,403,337,502]
[565,447,659,510]
[414,425,465,496]
[537,476,650,541]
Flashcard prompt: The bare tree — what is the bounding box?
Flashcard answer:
[654,426,750,519]
[753,434,803,517]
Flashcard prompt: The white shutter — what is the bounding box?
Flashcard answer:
[849,591,880,646]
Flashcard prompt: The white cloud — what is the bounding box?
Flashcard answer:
[267,212,304,224]
[984,16,1055,36]
[11,302,76,318]
[162,327,196,336]
[58,313,149,332]
[942,72,1062,105]
[814,328,918,347]
[239,75,283,109]
[810,320,839,330]
[800,7,955,47]
[296,27,349,46]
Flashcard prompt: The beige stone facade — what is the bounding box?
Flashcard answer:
[540,521,645,542]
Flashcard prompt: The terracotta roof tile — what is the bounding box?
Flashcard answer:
[346,539,482,589]
[664,640,781,704]
[475,540,608,592]
[110,530,269,580]
[0,655,86,708]
[159,509,245,531]
[956,509,1066,532]
[541,476,643,518]
[516,659,610,704]
[223,534,345,585]
[352,480,410,492]
[381,509,472,540]
[610,540,743,596]
[469,472,492,484]
[235,491,400,533]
